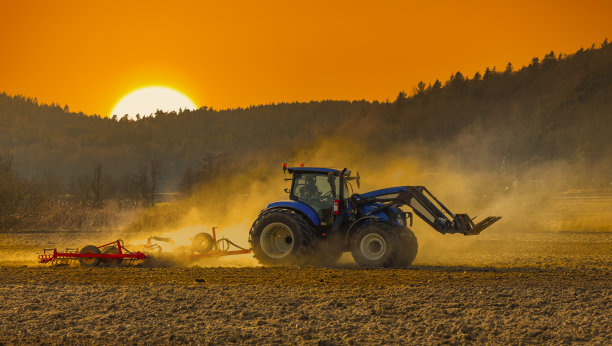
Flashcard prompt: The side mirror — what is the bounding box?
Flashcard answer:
[356,172,360,188]
[327,172,337,198]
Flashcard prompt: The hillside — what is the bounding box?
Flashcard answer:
[1,41,611,190]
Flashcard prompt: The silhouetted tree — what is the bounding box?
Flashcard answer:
[416,81,426,95]
[431,79,442,90]
[178,167,194,196]
[394,91,407,104]
[92,163,104,208]
[149,160,161,206]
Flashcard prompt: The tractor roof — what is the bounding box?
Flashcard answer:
[288,167,350,175]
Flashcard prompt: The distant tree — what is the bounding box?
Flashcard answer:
[473,71,482,81]
[69,173,89,205]
[431,79,442,91]
[394,91,407,104]
[178,167,194,196]
[149,160,161,206]
[40,171,62,199]
[416,81,427,95]
[505,62,513,74]
[446,71,465,88]
[132,160,162,206]
[134,166,150,203]
[543,51,557,65]
[91,163,104,208]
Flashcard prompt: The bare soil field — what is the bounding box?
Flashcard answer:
[0,196,611,344]
[0,229,610,344]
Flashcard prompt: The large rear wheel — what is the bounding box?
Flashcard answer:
[249,209,315,265]
[79,245,101,267]
[351,223,399,267]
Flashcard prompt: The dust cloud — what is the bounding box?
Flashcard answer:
[112,132,611,268]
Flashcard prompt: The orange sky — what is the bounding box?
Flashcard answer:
[1,0,610,116]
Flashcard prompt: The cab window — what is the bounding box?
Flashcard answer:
[291,173,333,206]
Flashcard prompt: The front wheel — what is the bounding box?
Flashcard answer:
[351,223,399,267]
[395,228,418,266]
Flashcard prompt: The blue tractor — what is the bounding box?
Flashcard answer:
[249,166,501,267]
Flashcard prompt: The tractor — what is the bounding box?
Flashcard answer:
[249,166,501,267]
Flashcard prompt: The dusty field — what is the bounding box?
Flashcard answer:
[0,195,610,344]
[0,230,610,344]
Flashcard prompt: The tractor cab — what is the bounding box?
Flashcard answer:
[286,167,353,226]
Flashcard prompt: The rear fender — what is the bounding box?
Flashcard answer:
[263,200,320,226]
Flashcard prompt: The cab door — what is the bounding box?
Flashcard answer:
[290,173,335,227]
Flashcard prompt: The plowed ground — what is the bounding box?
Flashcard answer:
[0,229,610,344]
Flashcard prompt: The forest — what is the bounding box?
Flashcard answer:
[0,40,610,231]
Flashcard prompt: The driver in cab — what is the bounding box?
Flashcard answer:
[299,176,331,211]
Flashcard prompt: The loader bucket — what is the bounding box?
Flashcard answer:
[454,214,502,235]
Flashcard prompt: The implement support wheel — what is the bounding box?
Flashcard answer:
[101,246,122,266]
[79,245,101,267]
[191,232,215,254]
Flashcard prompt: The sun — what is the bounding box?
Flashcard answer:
[110,86,197,120]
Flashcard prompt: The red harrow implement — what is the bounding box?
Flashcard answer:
[38,240,146,267]
[38,227,251,267]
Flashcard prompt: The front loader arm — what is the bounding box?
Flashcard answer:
[352,186,501,235]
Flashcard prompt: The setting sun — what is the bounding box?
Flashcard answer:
[110,86,197,120]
